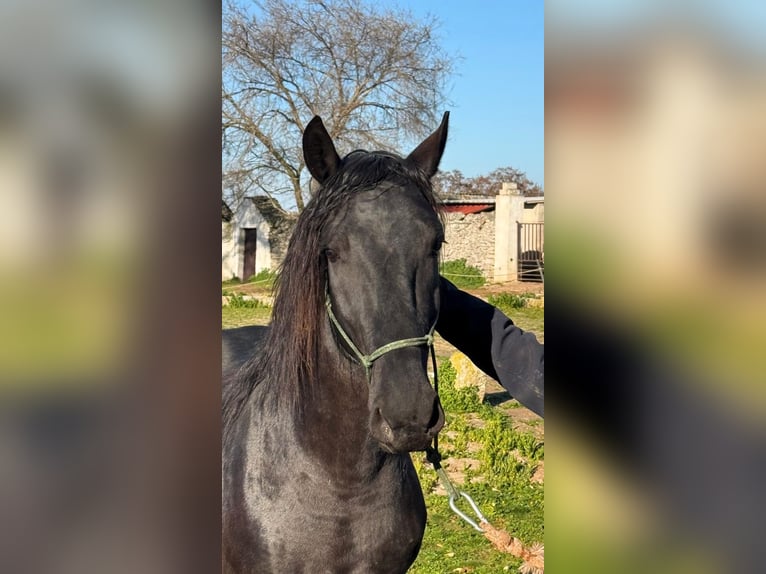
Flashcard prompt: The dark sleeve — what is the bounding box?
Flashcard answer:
[435,277,544,417]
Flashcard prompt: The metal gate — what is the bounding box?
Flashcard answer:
[517,222,544,282]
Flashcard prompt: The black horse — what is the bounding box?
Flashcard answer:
[222,113,450,573]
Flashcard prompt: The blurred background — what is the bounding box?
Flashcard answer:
[0,1,221,572]
[546,1,766,572]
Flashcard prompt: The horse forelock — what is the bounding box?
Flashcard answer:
[223,151,442,436]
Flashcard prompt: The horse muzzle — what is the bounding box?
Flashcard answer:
[369,399,445,453]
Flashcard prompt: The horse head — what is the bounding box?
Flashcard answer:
[303,113,449,453]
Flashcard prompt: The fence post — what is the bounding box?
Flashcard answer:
[494,182,525,282]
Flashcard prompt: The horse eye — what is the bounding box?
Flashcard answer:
[430,238,444,257]
[324,248,339,263]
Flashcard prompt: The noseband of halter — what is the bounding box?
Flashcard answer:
[324,287,438,381]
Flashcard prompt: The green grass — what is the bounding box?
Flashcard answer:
[410,491,539,573]
[246,268,278,289]
[440,259,486,289]
[222,283,274,328]
[222,305,272,329]
[435,358,483,413]
[488,292,535,311]
[503,305,544,342]
[410,408,544,573]
[222,291,270,309]
[222,268,278,291]
[409,353,544,573]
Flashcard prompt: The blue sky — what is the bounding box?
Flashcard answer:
[394,1,544,186]
[229,0,544,187]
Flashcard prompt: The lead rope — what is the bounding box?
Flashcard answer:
[425,345,545,574]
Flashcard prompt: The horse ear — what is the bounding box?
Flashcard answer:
[303,116,341,185]
[406,111,449,178]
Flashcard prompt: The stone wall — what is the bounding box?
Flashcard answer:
[266,215,297,271]
[442,211,495,279]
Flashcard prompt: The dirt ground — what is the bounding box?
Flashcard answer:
[468,280,544,298]
[234,279,544,298]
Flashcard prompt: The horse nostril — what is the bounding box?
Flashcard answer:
[374,408,393,439]
[425,398,443,434]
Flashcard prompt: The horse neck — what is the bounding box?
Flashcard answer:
[296,321,390,482]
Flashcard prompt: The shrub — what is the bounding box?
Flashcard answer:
[246,268,278,289]
[487,292,528,314]
[439,259,485,289]
[223,291,269,309]
[479,412,543,488]
[434,358,483,413]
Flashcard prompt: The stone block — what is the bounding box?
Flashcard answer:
[450,351,488,402]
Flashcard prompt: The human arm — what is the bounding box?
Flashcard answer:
[435,277,544,417]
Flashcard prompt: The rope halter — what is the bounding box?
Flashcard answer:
[324,289,437,382]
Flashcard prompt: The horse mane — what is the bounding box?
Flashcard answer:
[222,151,442,440]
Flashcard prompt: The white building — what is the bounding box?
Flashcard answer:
[222,196,293,280]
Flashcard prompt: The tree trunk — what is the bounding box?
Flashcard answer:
[291,176,304,212]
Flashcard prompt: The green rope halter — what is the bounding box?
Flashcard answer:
[324,289,437,381]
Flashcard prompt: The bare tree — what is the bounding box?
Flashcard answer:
[433,166,544,198]
[223,0,454,212]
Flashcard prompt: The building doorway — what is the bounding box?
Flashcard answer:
[242,228,257,280]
